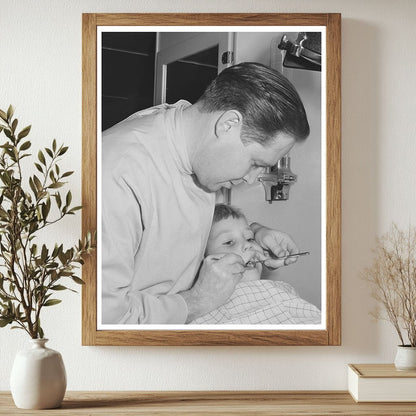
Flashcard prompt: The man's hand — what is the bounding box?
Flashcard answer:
[179,253,245,322]
[251,223,299,269]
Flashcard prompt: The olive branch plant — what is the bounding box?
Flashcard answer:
[0,105,95,339]
[362,223,416,347]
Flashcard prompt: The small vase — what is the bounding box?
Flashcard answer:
[394,345,416,371]
[10,338,67,409]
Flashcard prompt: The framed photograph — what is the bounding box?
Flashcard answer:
[82,13,341,346]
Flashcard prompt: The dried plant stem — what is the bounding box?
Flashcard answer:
[363,223,416,347]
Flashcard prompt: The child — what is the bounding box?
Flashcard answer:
[204,203,264,283]
[190,204,321,325]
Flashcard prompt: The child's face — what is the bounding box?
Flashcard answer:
[206,217,263,282]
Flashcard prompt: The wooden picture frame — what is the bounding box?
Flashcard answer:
[82,13,341,346]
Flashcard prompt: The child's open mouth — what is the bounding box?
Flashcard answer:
[244,261,256,270]
[244,255,261,269]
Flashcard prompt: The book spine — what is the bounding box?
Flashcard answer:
[347,367,359,402]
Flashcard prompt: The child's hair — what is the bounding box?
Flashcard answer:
[213,204,246,224]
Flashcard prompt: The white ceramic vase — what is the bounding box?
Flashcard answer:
[394,345,416,371]
[10,338,67,409]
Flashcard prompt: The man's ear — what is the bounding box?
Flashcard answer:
[214,110,243,138]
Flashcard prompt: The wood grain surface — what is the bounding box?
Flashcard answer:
[82,13,341,346]
[81,12,98,347]
[350,364,416,378]
[2,391,416,415]
[95,13,331,26]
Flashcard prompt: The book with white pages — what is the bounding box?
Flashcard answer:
[348,364,416,402]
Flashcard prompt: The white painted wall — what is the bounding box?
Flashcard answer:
[1,0,416,391]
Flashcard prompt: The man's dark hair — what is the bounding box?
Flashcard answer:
[212,204,245,224]
[197,62,310,144]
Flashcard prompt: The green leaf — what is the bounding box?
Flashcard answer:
[41,202,50,220]
[0,109,7,122]
[58,250,66,264]
[69,206,82,213]
[17,125,31,140]
[0,143,13,149]
[43,299,62,307]
[51,244,59,258]
[52,139,57,152]
[11,119,18,133]
[65,191,72,207]
[29,222,39,234]
[48,182,64,189]
[38,190,47,200]
[41,244,48,262]
[61,171,74,178]
[72,276,85,285]
[4,129,12,140]
[38,325,44,339]
[55,192,62,208]
[33,175,42,192]
[58,146,69,156]
[13,147,19,160]
[6,105,14,122]
[45,148,53,158]
[19,140,31,151]
[50,285,68,291]
[56,244,63,257]
[34,163,43,173]
[38,150,46,165]
[29,177,37,196]
[0,317,13,327]
[0,293,12,302]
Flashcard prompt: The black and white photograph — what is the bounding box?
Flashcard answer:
[98,27,325,329]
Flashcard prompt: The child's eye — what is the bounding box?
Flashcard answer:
[223,240,234,246]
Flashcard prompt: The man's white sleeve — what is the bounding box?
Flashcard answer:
[101,158,188,325]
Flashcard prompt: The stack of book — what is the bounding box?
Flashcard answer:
[348,364,416,402]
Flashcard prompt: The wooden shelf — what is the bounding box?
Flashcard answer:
[2,391,416,415]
